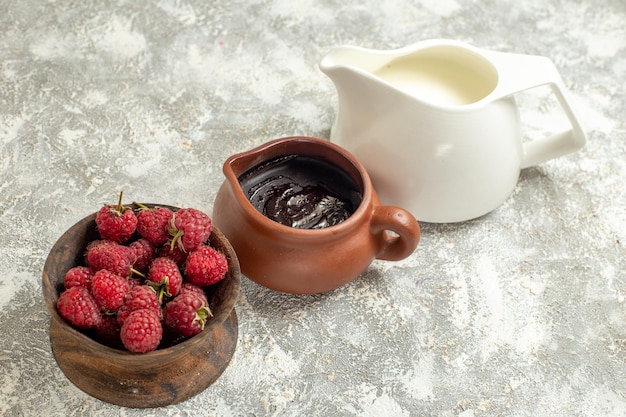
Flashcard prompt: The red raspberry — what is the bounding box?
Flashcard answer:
[179,282,208,305]
[147,257,183,301]
[57,286,103,329]
[157,241,188,269]
[95,192,137,243]
[95,314,123,349]
[136,206,174,246]
[127,277,143,289]
[129,238,156,273]
[85,240,135,278]
[64,266,94,289]
[168,208,213,252]
[90,270,130,312]
[120,309,163,353]
[117,285,162,326]
[185,245,228,286]
[164,293,212,337]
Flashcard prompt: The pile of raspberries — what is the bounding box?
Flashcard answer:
[56,195,229,353]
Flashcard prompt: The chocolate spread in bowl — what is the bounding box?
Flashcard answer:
[238,155,363,229]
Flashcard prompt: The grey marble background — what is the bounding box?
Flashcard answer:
[0,0,624,416]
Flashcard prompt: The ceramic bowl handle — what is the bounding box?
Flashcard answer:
[486,51,587,168]
[369,206,420,261]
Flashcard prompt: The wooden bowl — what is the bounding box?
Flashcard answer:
[42,205,241,408]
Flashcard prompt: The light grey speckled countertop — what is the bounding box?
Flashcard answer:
[0,0,624,416]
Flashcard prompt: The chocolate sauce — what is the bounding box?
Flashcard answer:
[238,154,363,229]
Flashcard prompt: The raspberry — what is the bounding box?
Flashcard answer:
[127,277,143,289]
[95,314,123,349]
[64,266,94,289]
[90,270,130,312]
[120,309,163,353]
[136,205,174,246]
[147,257,183,301]
[129,238,156,273]
[95,192,138,243]
[157,241,188,269]
[164,293,212,337]
[85,240,135,278]
[117,285,162,326]
[185,245,228,286]
[57,286,103,329]
[168,208,213,252]
[179,282,208,305]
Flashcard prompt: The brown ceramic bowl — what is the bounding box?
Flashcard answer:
[42,205,240,408]
[213,136,420,294]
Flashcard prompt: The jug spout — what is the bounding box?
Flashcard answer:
[319,46,401,148]
[319,45,429,152]
[319,45,394,76]
[319,46,385,102]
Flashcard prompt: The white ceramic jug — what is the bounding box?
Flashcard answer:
[319,39,586,223]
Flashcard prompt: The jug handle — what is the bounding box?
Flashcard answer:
[484,51,587,169]
[370,206,420,261]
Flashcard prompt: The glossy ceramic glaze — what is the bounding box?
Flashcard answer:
[42,205,241,408]
[212,136,420,294]
[320,39,587,223]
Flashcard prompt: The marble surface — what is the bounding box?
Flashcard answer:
[1,0,625,416]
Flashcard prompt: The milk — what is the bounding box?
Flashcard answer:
[375,56,497,106]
